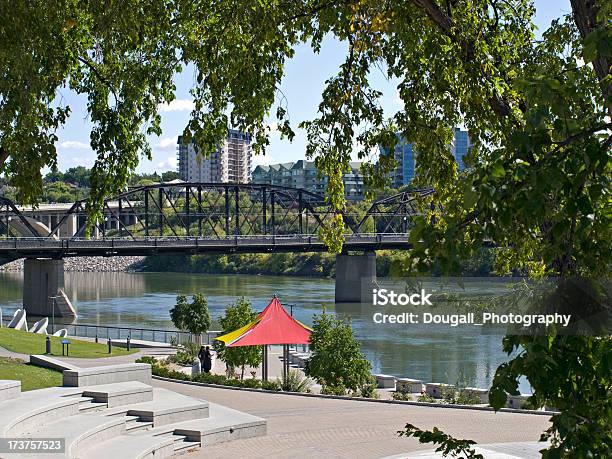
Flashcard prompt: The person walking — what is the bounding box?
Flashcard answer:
[198,345,212,373]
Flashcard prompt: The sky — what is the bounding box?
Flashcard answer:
[52,0,572,174]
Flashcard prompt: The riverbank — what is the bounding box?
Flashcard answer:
[0,256,145,272]
[0,249,494,277]
[139,248,495,277]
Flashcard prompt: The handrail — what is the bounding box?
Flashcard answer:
[0,233,406,242]
[0,317,220,346]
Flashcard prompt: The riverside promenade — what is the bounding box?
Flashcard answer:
[1,343,551,458]
[153,378,550,459]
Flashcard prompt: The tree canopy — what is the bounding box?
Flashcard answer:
[1,1,610,455]
[169,293,212,338]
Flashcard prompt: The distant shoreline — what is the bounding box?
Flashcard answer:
[0,256,145,273]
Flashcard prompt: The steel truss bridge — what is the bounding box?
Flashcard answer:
[0,183,433,260]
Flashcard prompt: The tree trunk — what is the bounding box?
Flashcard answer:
[0,147,8,168]
[570,0,612,113]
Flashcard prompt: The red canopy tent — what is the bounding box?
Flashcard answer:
[215,296,311,381]
[227,296,311,347]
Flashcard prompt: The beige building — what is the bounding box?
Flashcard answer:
[252,160,365,200]
[177,129,252,183]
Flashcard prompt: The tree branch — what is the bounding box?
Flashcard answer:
[77,56,119,104]
[0,147,8,168]
[569,0,612,114]
[409,0,511,118]
[543,122,612,161]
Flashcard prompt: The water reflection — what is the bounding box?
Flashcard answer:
[0,271,525,390]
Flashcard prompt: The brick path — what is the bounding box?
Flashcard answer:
[153,378,550,459]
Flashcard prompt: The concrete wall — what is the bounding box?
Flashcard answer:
[334,252,376,303]
[23,258,76,317]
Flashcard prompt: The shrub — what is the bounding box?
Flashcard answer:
[393,391,412,401]
[262,380,282,391]
[360,380,379,399]
[167,341,200,365]
[320,384,348,396]
[305,310,372,395]
[152,365,191,381]
[454,390,480,406]
[417,393,436,403]
[276,370,312,393]
[135,356,158,365]
[168,350,196,366]
[194,373,231,385]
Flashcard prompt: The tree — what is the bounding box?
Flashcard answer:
[212,297,262,379]
[42,181,75,203]
[63,166,91,188]
[169,293,211,344]
[305,310,372,395]
[161,171,181,182]
[2,2,610,454]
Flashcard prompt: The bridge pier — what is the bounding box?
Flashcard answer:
[23,259,76,318]
[335,252,376,303]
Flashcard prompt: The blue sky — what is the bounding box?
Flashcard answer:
[53,0,571,174]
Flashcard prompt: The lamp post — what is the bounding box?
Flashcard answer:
[49,295,60,335]
[6,216,11,237]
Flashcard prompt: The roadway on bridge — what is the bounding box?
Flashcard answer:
[0,234,412,259]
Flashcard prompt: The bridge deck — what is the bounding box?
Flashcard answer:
[0,234,411,258]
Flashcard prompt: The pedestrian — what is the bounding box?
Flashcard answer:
[198,345,212,373]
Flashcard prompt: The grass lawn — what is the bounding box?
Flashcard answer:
[0,357,62,391]
[0,327,137,358]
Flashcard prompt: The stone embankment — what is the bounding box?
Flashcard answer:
[0,256,145,272]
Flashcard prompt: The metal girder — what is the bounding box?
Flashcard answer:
[0,184,435,242]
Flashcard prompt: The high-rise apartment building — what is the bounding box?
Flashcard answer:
[451,127,470,171]
[379,128,470,187]
[252,160,365,200]
[177,129,252,183]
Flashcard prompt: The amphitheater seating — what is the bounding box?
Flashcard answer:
[0,363,266,458]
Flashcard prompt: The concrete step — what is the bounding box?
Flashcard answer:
[104,387,209,427]
[16,412,127,458]
[0,387,83,436]
[0,380,21,403]
[174,437,201,454]
[79,401,108,413]
[63,363,152,387]
[80,430,178,459]
[30,354,80,372]
[136,402,266,447]
[0,381,266,458]
[0,382,152,437]
[83,402,265,458]
[81,380,153,408]
[125,418,154,433]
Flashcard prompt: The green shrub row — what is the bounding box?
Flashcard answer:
[137,356,282,390]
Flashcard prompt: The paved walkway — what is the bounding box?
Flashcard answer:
[0,345,27,361]
[152,378,550,459]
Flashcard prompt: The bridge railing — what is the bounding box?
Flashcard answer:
[0,232,409,247]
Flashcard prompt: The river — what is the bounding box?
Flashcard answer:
[0,271,527,391]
